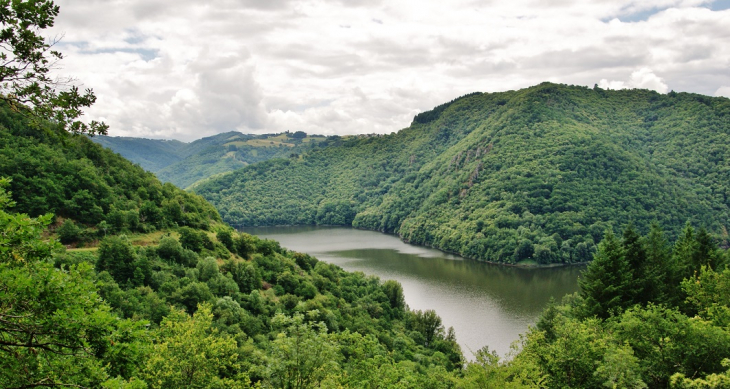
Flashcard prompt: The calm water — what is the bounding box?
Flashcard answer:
[242,226,582,358]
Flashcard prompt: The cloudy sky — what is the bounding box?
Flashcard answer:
[50,0,730,141]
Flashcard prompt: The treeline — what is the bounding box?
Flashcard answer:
[194,83,730,265]
[462,222,730,388]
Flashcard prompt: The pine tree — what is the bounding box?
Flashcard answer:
[673,222,698,281]
[623,224,647,305]
[642,223,674,306]
[695,227,721,271]
[579,230,633,319]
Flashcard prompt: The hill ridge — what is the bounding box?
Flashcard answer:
[193,82,730,265]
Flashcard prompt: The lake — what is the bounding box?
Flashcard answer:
[242,226,582,358]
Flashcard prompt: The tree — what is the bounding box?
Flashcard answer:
[514,238,534,262]
[267,313,340,389]
[179,226,212,252]
[623,223,647,304]
[0,179,145,388]
[0,0,108,135]
[408,309,444,346]
[642,223,675,306]
[674,222,699,280]
[382,279,405,311]
[216,229,234,251]
[579,230,633,319]
[157,235,184,263]
[56,218,81,244]
[97,234,139,284]
[682,267,730,327]
[142,304,249,388]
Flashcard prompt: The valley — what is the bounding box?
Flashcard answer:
[242,226,583,358]
[194,83,730,266]
[1,2,729,385]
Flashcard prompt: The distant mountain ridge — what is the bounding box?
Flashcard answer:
[91,135,187,171]
[193,82,730,265]
[93,131,327,188]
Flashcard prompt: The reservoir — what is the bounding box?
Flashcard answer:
[243,226,582,358]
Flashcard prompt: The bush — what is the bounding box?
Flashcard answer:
[157,236,184,264]
[179,226,213,252]
[57,220,81,245]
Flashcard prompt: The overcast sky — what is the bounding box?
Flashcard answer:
[50,0,730,141]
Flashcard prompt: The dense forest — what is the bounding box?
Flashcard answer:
[3,1,730,387]
[94,131,327,188]
[2,187,465,387]
[194,83,730,265]
[0,103,222,240]
[0,101,464,387]
[4,173,729,387]
[462,223,730,388]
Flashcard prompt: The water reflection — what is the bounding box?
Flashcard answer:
[242,226,582,358]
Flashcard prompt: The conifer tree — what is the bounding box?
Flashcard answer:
[674,222,699,281]
[622,223,647,305]
[643,223,674,305]
[695,227,721,271]
[579,230,633,319]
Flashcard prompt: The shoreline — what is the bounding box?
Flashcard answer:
[236,223,590,269]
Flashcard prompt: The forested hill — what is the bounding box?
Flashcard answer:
[0,102,222,235]
[91,135,188,171]
[94,131,327,188]
[0,99,465,387]
[194,83,730,265]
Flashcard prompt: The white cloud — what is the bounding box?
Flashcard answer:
[49,0,730,141]
[599,67,670,93]
[716,86,730,97]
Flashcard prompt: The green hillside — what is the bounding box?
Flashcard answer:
[1,97,462,387]
[94,131,327,188]
[6,1,730,387]
[0,103,221,235]
[92,135,188,171]
[194,83,730,265]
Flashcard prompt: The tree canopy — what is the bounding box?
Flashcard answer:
[194,83,730,265]
[0,0,107,135]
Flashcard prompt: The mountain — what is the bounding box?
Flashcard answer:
[193,82,730,265]
[93,131,327,188]
[91,135,188,171]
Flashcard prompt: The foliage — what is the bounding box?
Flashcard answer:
[141,304,249,388]
[579,230,633,319]
[4,164,464,387]
[0,183,146,388]
[194,83,730,264]
[267,313,340,388]
[89,228,463,386]
[0,0,107,135]
[456,222,730,389]
[0,100,222,239]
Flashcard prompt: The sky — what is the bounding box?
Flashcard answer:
[50,0,730,142]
